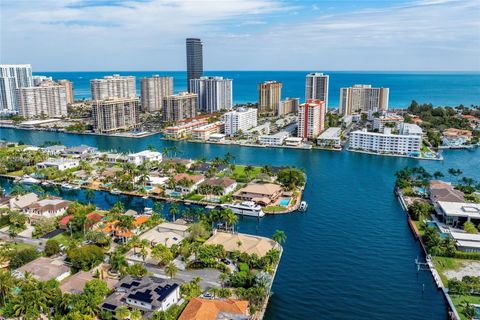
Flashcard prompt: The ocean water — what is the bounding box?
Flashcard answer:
[2,127,480,319]
[34,71,480,108]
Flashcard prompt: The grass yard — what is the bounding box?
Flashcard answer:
[52,232,75,247]
[451,295,480,320]
[186,194,204,201]
[432,256,466,286]
[263,205,285,213]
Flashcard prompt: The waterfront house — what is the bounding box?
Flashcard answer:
[179,298,249,320]
[434,201,480,228]
[23,198,71,222]
[128,150,163,165]
[442,128,472,147]
[205,231,279,257]
[36,158,80,171]
[106,153,129,164]
[100,275,180,318]
[13,257,71,282]
[200,177,237,195]
[450,232,480,253]
[429,180,465,203]
[42,145,66,156]
[64,145,97,156]
[139,222,190,248]
[7,192,39,211]
[317,127,342,148]
[234,183,282,206]
[173,173,205,194]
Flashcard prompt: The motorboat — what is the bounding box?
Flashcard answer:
[110,188,122,195]
[144,207,153,215]
[222,201,265,217]
[20,175,40,184]
[298,201,308,212]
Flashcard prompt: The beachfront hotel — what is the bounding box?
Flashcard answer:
[223,107,258,136]
[186,38,203,92]
[90,75,136,100]
[140,75,174,113]
[189,76,233,113]
[0,64,33,114]
[92,97,139,133]
[258,80,282,116]
[297,99,325,140]
[305,72,329,116]
[16,81,68,118]
[349,127,421,155]
[162,92,198,123]
[339,84,389,116]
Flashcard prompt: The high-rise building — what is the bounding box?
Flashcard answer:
[162,92,197,123]
[140,75,174,113]
[58,79,74,104]
[0,64,33,114]
[190,76,232,113]
[339,84,389,116]
[349,128,421,155]
[306,73,329,115]
[33,76,53,86]
[90,75,136,100]
[186,38,203,92]
[17,82,68,119]
[297,99,325,140]
[278,97,300,116]
[223,108,258,136]
[92,98,139,133]
[258,81,282,116]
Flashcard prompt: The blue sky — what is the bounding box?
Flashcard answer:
[1,0,479,71]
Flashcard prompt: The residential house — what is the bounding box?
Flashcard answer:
[442,128,473,147]
[200,177,237,195]
[172,173,205,195]
[13,257,71,282]
[63,145,97,156]
[42,145,66,156]
[7,192,39,211]
[59,271,94,294]
[205,231,279,257]
[23,198,71,223]
[100,276,180,318]
[179,298,249,320]
[434,201,480,228]
[429,180,465,203]
[36,158,80,171]
[234,183,282,206]
[128,150,163,166]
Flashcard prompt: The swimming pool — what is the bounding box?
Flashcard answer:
[144,186,153,191]
[426,221,450,239]
[279,198,290,206]
[169,191,181,197]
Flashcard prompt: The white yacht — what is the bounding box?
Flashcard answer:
[20,175,40,184]
[222,201,265,217]
[298,201,308,212]
[41,181,51,186]
[61,182,74,189]
[144,207,153,215]
[110,188,122,195]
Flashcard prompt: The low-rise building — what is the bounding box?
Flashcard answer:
[442,128,473,147]
[172,173,205,194]
[23,198,71,222]
[348,128,422,156]
[59,271,94,294]
[43,145,66,156]
[284,137,303,146]
[7,192,39,211]
[317,127,342,149]
[127,150,163,165]
[179,298,249,320]
[100,276,180,317]
[373,114,404,132]
[205,231,279,257]
[36,158,80,171]
[164,120,208,139]
[435,201,480,228]
[450,232,480,253]
[234,183,282,206]
[64,145,97,155]
[400,123,423,136]
[429,180,465,203]
[14,257,70,282]
[191,122,224,141]
[200,177,237,195]
[140,222,190,248]
[208,133,226,143]
[258,131,290,146]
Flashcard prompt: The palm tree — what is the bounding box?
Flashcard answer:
[272,229,287,244]
[0,269,15,305]
[219,272,229,288]
[115,306,130,320]
[165,261,178,279]
[169,203,179,222]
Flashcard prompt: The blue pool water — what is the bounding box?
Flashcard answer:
[144,186,153,191]
[279,198,290,206]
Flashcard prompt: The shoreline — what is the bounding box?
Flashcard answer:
[347,148,443,161]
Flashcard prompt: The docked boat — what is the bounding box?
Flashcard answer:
[110,188,122,195]
[222,201,265,217]
[61,182,74,189]
[20,175,40,184]
[298,201,308,212]
[144,207,153,215]
[41,181,51,186]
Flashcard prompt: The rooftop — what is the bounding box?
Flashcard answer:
[14,257,70,282]
[59,271,94,294]
[205,231,278,257]
[318,127,342,139]
[179,298,249,320]
[437,201,480,218]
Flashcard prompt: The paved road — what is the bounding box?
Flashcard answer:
[0,230,46,249]
[145,263,221,290]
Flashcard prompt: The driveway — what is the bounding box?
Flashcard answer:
[145,263,221,290]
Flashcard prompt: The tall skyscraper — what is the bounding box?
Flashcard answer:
[58,79,74,104]
[190,76,232,113]
[17,82,68,119]
[0,64,33,114]
[278,98,300,116]
[90,75,136,100]
[186,38,203,92]
[140,75,174,113]
[297,99,325,140]
[162,92,198,123]
[339,84,389,116]
[306,72,329,115]
[258,80,282,116]
[92,97,139,133]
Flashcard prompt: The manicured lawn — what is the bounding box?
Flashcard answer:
[263,205,284,213]
[228,165,263,182]
[52,232,74,247]
[451,295,480,320]
[8,170,25,177]
[186,194,204,201]
[9,242,35,251]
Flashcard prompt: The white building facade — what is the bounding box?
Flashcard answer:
[90,75,136,100]
[349,128,421,155]
[17,83,68,118]
[189,76,232,113]
[305,72,329,115]
[140,75,173,113]
[223,108,258,136]
[0,64,33,114]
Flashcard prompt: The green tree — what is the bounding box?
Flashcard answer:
[126,264,148,277]
[276,168,305,190]
[164,261,178,279]
[67,245,104,271]
[151,244,174,266]
[115,306,130,320]
[130,309,143,320]
[44,239,61,256]
[463,221,478,234]
[0,269,15,306]
[408,201,433,221]
[272,230,287,244]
